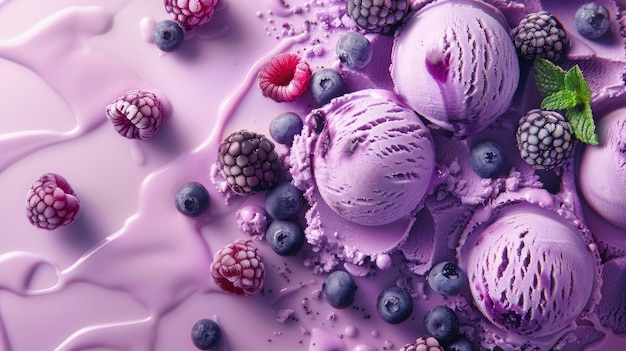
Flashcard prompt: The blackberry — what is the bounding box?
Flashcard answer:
[513,11,567,62]
[347,0,409,35]
[216,130,281,195]
[516,109,574,170]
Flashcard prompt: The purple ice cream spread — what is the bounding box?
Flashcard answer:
[0,0,624,351]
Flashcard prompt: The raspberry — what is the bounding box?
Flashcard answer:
[210,239,265,296]
[216,130,282,195]
[26,173,80,230]
[347,0,410,35]
[106,90,164,140]
[516,109,574,170]
[399,336,444,351]
[164,0,219,31]
[257,52,311,102]
[513,11,567,62]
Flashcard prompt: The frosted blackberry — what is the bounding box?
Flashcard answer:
[516,109,574,170]
[514,11,567,62]
[216,130,281,195]
[347,0,409,35]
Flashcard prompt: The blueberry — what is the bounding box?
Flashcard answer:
[191,319,221,350]
[427,261,468,296]
[175,182,210,217]
[423,306,460,343]
[336,31,373,70]
[265,219,305,256]
[469,140,505,178]
[447,337,475,351]
[322,270,357,309]
[265,182,304,219]
[154,20,184,52]
[269,112,303,145]
[376,286,413,324]
[575,3,610,39]
[310,68,346,105]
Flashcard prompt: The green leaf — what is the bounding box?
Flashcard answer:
[534,59,566,96]
[541,90,578,111]
[564,65,592,103]
[567,103,599,145]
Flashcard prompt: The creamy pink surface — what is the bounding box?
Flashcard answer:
[0,0,623,351]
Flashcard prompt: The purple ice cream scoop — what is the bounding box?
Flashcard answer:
[391,0,519,136]
[304,89,436,226]
[579,106,626,229]
[459,202,599,340]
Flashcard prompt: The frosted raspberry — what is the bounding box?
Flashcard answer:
[399,336,444,351]
[106,90,163,140]
[258,52,311,102]
[211,239,265,296]
[164,0,220,31]
[26,173,80,230]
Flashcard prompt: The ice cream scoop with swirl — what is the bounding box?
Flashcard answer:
[457,191,602,350]
[391,0,519,136]
[290,89,436,259]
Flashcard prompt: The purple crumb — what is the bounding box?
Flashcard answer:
[275,308,295,323]
[236,205,271,238]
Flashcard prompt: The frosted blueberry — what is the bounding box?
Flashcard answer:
[376,286,413,324]
[175,182,210,217]
[310,68,346,105]
[265,219,305,256]
[423,306,460,343]
[265,182,304,219]
[153,20,184,52]
[469,141,505,178]
[575,3,610,39]
[322,270,357,309]
[448,337,475,351]
[269,112,303,145]
[336,32,373,70]
[428,262,468,296]
[191,319,221,350]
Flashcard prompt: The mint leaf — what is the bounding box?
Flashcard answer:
[541,90,578,111]
[564,65,591,103]
[567,103,599,145]
[534,59,566,96]
[534,60,599,145]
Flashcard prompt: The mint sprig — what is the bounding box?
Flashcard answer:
[533,59,599,145]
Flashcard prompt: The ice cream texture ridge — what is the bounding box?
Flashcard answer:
[0,0,624,351]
